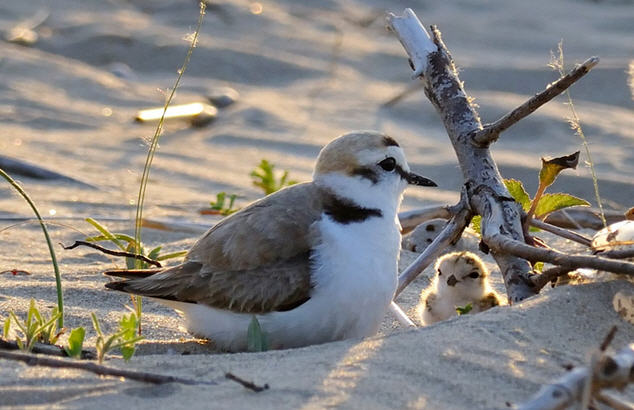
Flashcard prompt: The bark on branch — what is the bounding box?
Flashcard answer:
[387,9,538,302]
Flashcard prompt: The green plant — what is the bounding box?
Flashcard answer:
[0,169,64,327]
[91,312,143,364]
[250,159,298,195]
[455,303,473,315]
[471,154,589,235]
[247,316,269,352]
[5,299,62,351]
[64,327,86,359]
[208,192,240,215]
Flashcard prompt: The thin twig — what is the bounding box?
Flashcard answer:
[595,391,634,410]
[595,248,634,260]
[487,234,634,276]
[0,339,95,360]
[60,241,162,268]
[225,372,269,392]
[599,326,618,352]
[389,302,416,327]
[531,266,574,292]
[0,349,214,385]
[396,195,472,297]
[529,218,592,247]
[473,57,599,146]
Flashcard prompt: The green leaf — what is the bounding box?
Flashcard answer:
[470,215,482,236]
[91,313,103,337]
[3,316,10,340]
[119,313,139,340]
[504,179,531,211]
[85,218,126,250]
[64,327,85,358]
[156,250,188,261]
[120,345,136,361]
[534,193,590,219]
[456,303,473,315]
[247,316,269,352]
[538,151,580,188]
[147,246,162,261]
[534,262,544,273]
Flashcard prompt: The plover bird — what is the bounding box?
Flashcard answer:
[105,131,436,351]
[418,251,502,325]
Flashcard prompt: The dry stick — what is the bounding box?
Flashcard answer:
[61,241,162,268]
[598,248,634,260]
[531,266,574,292]
[473,57,599,147]
[396,194,472,297]
[0,349,214,385]
[388,10,539,302]
[398,204,457,234]
[0,339,95,360]
[225,372,269,392]
[595,391,634,410]
[529,218,592,247]
[487,234,634,275]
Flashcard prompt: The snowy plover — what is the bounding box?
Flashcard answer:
[105,131,436,351]
[418,251,502,325]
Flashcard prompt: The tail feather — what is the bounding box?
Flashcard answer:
[104,268,162,279]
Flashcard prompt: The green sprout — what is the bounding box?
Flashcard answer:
[5,299,63,351]
[247,316,269,352]
[208,192,240,215]
[250,159,298,195]
[91,312,143,364]
[456,304,473,315]
[64,327,86,359]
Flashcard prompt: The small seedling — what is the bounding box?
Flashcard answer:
[455,303,473,315]
[207,192,240,215]
[247,316,269,352]
[91,312,143,364]
[64,327,86,359]
[250,159,297,195]
[5,299,63,351]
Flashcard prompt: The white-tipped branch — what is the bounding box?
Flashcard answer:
[519,343,634,410]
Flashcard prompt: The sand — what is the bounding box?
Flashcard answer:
[0,0,633,408]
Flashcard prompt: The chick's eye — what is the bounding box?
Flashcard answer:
[379,157,396,171]
[468,271,480,279]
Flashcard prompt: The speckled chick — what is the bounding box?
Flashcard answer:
[418,251,503,325]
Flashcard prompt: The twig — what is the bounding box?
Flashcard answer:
[595,391,634,410]
[396,193,472,297]
[0,349,214,385]
[472,57,599,147]
[531,266,574,292]
[544,208,624,230]
[389,302,416,327]
[487,234,634,276]
[0,339,95,360]
[398,204,456,234]
[599,326,618,352]
[518,343,634,410]
[596,248,634,260]
[225,372,269,392]
[529,218,592,247]
[60,241,162,268]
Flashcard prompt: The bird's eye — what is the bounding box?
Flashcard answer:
[468,271,480,279]
[437,269,442,276]
[378,157,396,171]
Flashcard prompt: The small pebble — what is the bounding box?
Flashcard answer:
[207,87,239,108]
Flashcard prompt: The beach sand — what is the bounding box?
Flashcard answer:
[0,0,632,408]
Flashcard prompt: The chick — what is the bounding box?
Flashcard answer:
[418,251,503,325]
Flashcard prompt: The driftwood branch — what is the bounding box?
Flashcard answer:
[473,57,599,146]
[529,218,592,247]
[530,266,574,292]
[0,349,214,385]
[519,338,634,410]
[388,10,540,302]
[396,193,472,297]
[0,339,95,360]
[61,241,162,268]
[487,234,634,276]
[398,204,457,234]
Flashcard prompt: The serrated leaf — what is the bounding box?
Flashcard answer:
[534,193,590,219]
[539,151,580,188]
[247,316,269,352]
[64,327,85,358]
[504,179,531,211]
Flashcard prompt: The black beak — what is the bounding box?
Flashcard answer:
[446,274,458,287]
[405,171,437,187]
